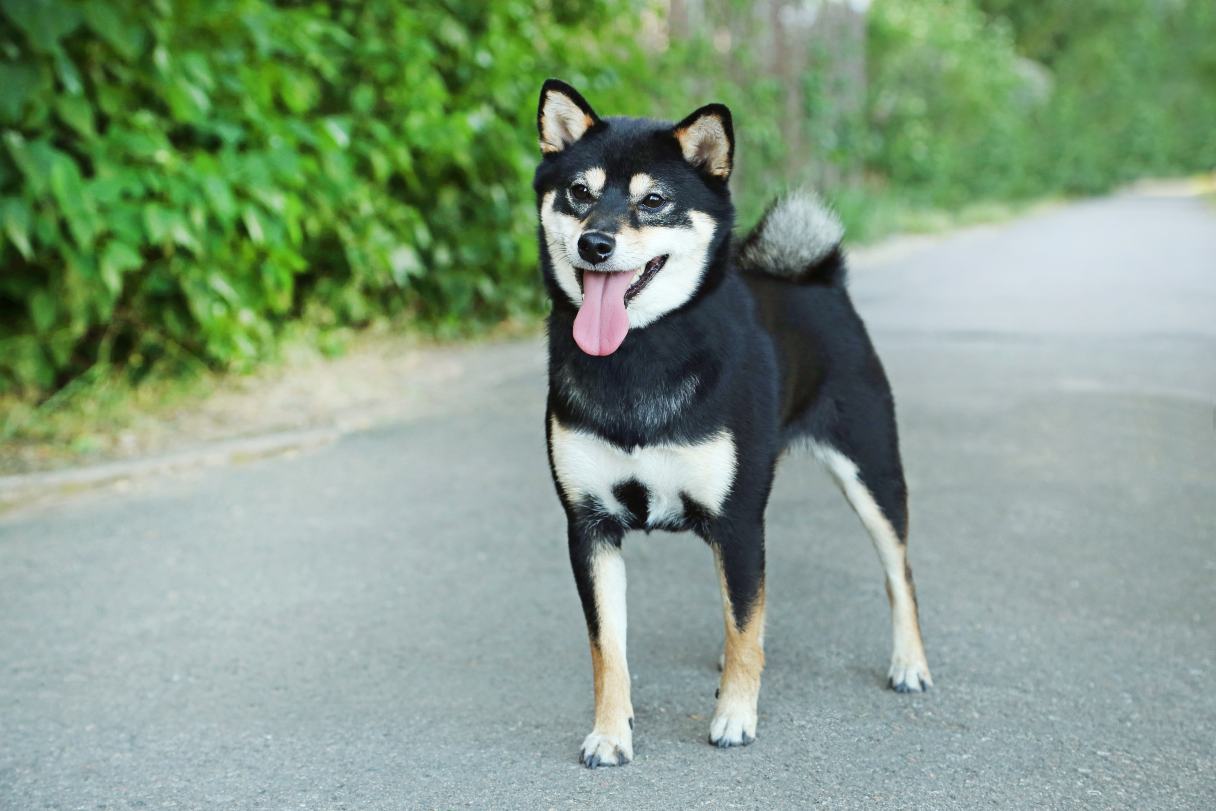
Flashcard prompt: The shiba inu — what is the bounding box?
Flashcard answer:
[535,79,932,768]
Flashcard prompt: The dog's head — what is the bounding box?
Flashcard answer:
[533,79,734,356]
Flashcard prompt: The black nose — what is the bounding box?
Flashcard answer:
[577,231,615,264]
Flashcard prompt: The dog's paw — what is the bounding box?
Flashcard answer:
[579,727,633,768]
[888,655,933,693]
[708,703,757,748]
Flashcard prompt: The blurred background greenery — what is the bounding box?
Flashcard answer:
[1,0,1214,406]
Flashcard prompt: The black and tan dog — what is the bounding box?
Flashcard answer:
[535,79,932,768]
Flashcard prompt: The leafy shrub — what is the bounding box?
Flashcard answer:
[867,0,1045,204]
[1024,0,1216,193]
[2,0,1214,399]
[0,0,652,395]
[871,0,1216,201]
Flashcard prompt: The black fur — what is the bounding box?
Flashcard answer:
[536,82,925,756]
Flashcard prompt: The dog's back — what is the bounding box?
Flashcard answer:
[736,194,897,453]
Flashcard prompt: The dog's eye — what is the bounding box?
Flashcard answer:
[639,193,666,210]
[570,183,593,202]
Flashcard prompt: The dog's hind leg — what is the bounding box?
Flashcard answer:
[568,524,634,767]
[708,523,766,747]
[812,410,932,692]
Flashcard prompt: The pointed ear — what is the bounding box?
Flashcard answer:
[538,79,600,154]
[673,104,734,180]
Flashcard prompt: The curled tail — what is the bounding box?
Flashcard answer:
[737,189,845,286]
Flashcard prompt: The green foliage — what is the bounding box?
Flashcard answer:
[867,0,1040,204]
[1026,0,1216,192]
[0,0,648,395]
[870,0,1216,201]
[2,0,1214,399]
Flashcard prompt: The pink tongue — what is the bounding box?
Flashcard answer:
[573,271,633,356]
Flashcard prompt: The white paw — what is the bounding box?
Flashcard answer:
[579,726,633,768]
[888,655,933,693]
[708,701,757,748]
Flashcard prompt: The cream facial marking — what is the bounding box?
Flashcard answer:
[627,173,674,208]
[810,442,932,692]
[549,417,737,527]
[622,210,715,328]
[629,173,655,198]
[541,190,718,328]
[582,167,607,195]
[540,190,585,307]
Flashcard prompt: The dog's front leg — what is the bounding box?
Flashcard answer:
[710,523,765,747]
[568,523,633,767]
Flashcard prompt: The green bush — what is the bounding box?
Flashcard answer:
[872,0,1216,201]
[1026,0,1216,193]
[867,0,1041,205]
[2,0,1214,400]
[0,0,654,395]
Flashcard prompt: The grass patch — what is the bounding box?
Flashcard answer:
[1,361,231,474]
[0,317,541,476]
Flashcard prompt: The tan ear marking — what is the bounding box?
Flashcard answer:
[540,91,595,153]
[674,114,732,178]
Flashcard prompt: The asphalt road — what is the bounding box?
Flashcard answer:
[3,190,1215,809]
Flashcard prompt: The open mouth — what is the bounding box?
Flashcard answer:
[571,255,669,357]
[577,255,668,305]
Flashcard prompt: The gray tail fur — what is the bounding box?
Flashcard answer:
[737,189,845,285]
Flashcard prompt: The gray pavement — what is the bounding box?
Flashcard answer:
[2,190,1215,809]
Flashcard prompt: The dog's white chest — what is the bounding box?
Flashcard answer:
[549,417,736,526]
